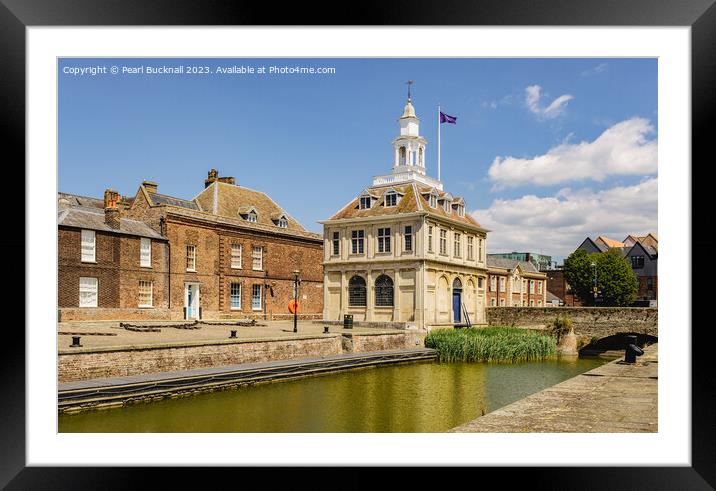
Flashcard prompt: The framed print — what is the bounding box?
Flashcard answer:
[3,0,715,488]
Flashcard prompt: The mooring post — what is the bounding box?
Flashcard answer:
[230,330,237,339]
[624,334,644,363]
[324,326,329,334]
[70,336,82,348]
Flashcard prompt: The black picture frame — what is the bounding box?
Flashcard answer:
[3,0,713,488]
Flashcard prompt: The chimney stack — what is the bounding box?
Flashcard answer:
[104,189,121,229]
[143,180,158,194]
[205,168,235,188]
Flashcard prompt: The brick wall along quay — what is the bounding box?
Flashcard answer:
[58,331,424,382]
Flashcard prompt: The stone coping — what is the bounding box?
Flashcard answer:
[58,333,343,355]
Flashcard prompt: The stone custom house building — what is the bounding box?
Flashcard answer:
[320,96,489,329]
[58,170,324,321]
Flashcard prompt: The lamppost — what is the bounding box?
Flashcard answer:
[591,261,598,304]
[292,270,300,333]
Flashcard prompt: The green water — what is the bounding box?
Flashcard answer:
[58,357,606,433]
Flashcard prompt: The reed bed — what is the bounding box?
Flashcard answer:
[424,327,557,363]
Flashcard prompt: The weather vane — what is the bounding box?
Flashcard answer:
[406,80,414,101]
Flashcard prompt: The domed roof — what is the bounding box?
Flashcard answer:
[400,100,418,119]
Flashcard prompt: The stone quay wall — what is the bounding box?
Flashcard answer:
[486,307,658,340]
[58,331,424,383]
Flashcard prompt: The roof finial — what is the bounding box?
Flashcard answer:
[405,80,414,101]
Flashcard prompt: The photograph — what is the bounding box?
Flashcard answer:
[55,56,659,434]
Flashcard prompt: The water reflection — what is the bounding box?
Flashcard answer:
[59,358,605,433]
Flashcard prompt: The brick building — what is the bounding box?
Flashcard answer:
[58,170,324,321]
[58,190,170,321]
[486,257,548,307]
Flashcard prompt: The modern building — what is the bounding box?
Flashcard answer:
[576,233,658,303]
[58,170,324,321]
[486,257,548,307]
[320,95,489,328]
[487,252,553,271]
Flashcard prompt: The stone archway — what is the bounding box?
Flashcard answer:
[452,277,463,323]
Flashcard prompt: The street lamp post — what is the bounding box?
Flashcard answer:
[591,261,597,305]
[293,270,300,333]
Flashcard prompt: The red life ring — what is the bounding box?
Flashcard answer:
[288,300,300,314]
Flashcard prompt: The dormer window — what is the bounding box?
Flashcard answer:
[454,204,465,217]
[440,199,451,213]
[385,192,397,207]
[247,211,257,222]
[359,196,372,210]
[429,195,437,208]
[278,217,287,228]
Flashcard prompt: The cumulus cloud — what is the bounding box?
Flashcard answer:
[525,85,573,119]
[487,117,657,188]
[471,178,657,261]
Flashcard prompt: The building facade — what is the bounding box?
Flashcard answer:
[58,171,324,321]
[486,257,548,307]
[320,97,489,329]
[58,190,170,320]
[487,252,553,271]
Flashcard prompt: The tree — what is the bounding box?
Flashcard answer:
[563,248,638,306]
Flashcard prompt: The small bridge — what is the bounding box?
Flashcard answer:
[485,306,658,350]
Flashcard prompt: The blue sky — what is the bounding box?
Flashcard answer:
[59,58,657,262]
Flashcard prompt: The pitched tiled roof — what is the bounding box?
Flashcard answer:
[58,192,104,210]
[194,182,308,232]
[147,192,200,210]
[328,182,484,229]
[58,207,165,239]
[596,236,625,248]
[546,290,561,303]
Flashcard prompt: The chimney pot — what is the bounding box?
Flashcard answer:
[104,188,121,229]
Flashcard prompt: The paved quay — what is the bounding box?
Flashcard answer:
[58,319,393,351]
[450,344,658,433]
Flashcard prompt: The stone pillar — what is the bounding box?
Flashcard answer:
[365,269,374,321]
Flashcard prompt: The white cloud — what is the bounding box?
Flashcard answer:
[581,63,608,76]
[471,178,658,261]
[525,85,573,119]
[487,117,657,188]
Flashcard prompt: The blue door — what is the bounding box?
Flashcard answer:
[452,278,462,323]
[453,290,462,323]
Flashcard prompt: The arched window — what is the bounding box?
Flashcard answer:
[348,276,366,307]
[452,278,462,290]
[375,275,394,307]
[419,147,424,165]
[399,147,406,165]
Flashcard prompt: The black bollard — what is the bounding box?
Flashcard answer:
[624,334,644,363]
[229,330,237,339]
[324,326,329,334]
[70,336,82,348]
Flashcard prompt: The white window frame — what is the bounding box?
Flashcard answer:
[377,227,391,253]
[79,277,98,307]
[429,195,437,208]
[500,298,505,306]
[467,236,474,261]
[499,277,506,292]
[140,238,152,268]
[384,192,397,207]
[247,211,258,222]
[252,246,263,271]
[277,217,288,228]
[439,229,447,255]
[138,280,153,308]
[453,233,461,258]
[230,282,242,310]
[231,243,242,269]
[538,281,543,294]
[81,229,96,263]
[428,226,433,252]
[530,280,535,294]
[252,284,262,311]
[404,225,413,252]
[351,230,365,254]
[359,196,372,210]
[332,231,340,256]
[491,298,496,306]
[490,276,496,292]
[186,245,196,272]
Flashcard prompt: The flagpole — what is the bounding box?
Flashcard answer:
[437,104,441,182]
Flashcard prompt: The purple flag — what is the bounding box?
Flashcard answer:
[440,111,457,124]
